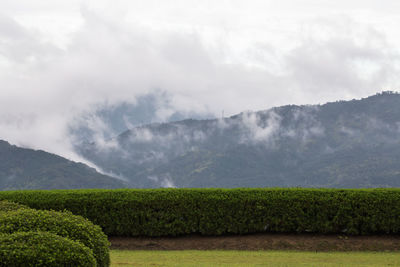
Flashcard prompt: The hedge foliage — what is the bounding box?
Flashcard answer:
[0,231,96,267]
[0,200,28,213]
[0,208,110,267]
[1,188,400,236]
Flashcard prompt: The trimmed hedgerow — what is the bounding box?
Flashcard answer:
[0,231,96,267]
[0,209,110,267]
[1,188,400,236]
[0,200,29,213]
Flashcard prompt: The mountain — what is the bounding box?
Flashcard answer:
[77,91,400,188]
[0,140,126,190]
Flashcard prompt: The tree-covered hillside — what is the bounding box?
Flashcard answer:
[78,91,400,188]
[0,140,126,190]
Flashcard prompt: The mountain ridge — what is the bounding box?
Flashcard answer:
[0,140,126,190]
[77,91,400,188]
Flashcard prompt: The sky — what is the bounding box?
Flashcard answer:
[1,0,400,163]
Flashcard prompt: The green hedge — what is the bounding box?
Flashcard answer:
[0,200,29,213]
[1,188,400,236]
[0,231,96,267]
[0,208,110,267]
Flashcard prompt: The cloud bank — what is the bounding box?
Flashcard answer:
[0,1,400,165]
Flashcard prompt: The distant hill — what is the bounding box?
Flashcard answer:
[0,140,126,190]
[78,91,400,188]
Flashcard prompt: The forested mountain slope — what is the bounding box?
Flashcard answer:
[0,140,126,190]
[78,92,400,188]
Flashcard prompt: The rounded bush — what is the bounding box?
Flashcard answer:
[0,209,110,267]
[0,200,29,213]
[0,231,96,267]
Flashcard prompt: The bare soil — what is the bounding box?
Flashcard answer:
[109,233,400,251]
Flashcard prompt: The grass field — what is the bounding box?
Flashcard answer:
[110,250,400,266]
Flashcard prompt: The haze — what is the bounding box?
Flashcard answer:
[1,0,400,164]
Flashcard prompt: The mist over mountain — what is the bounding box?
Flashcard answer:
[2,1,400,191]
[69,90,213,144]
[76,91,400,188]
[0,140,126,190]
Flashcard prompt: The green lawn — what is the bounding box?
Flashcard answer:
[110,250,400,267]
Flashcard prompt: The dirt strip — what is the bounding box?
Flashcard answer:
[110,233,400,251]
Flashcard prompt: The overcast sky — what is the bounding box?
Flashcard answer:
[1,0,400,162]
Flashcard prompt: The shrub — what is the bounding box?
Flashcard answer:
[0,209,110,267]
[0,231,96,267]
[1,188,400,236]
[0,200,29,213]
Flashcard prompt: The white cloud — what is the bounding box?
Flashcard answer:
[0,1,399,163]
[238,111,281,145]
